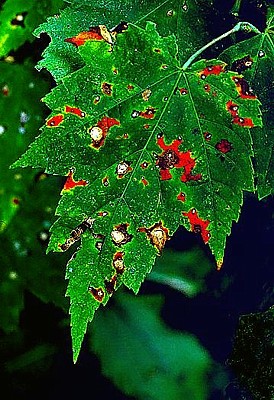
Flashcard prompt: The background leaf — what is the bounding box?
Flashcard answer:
[90,292,212,400]
[0,0,64,58]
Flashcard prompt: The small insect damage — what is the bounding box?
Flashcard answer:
[113,251,125,274]
[62,169,88,191]
[88,286,105,302]
[155,134,201,182]
[60,217,94,251]
[111,223,133,246]
[138,221,170,253]
[88,116,120,149]
[65,21,128,48]
[183,208,210,244]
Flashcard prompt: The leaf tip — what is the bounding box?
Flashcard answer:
[216,259,223,270]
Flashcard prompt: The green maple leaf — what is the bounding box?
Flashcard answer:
[221,4,274,199]
[0,0,64,58]
[14,20,262,361]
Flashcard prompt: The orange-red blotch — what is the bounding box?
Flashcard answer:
[98,211,108,217]
[88,116,120,149]
[65,105,86,118]
[65,24,113,47]
[63,170,88,191]
[140,107,156,119]
[65,30,103,47]
[140,162,149,169]
[177,192,186,202]
[104,274,117,295]
[156,135,202,182]
[141,177,149,186]
[232,76,256,99]
[226,100,239,117]
[127,85,134,90]
[88,287,105,302]
[138,221,170,253]
[233,116,254,128]
[183,208,210,244]
[199,64,225,79]
[113,252,125,274]
[46,114,64,127]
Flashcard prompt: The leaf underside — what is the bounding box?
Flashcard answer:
[14,1,262,361]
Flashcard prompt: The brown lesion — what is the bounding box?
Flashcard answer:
[104,275,117,295]
[59,218,94,251]
[101,82,113,96]
[138,221,170,253]
[111,223,133,246]
[113,252,125,274]
[142,89,152,101]
[88,286,105,302]
[115,161,132,178]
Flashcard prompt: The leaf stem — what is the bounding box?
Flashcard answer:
[182,21,261,71]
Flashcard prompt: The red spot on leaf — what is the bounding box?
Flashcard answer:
[199,64,225,79]
[46,114,64,128]
[65,105,86,118]
[63,170,88,191]
[178,87,188,95]
[65,25,113,47]
[12,197,20,205]
[140,107,156,119]
[143,124,150,129]
[88,116,120,149]
[226,100,239,117]
[204,132,212,141]
[215,139,232,153]
[204,84,211,93]
[233,116,254,128]
[2,85,9,96]
[88,287,105,302]
[98,211,108,217]
[127,85,134,90]
[113,252,125,274]
[177,192,186,202]
[156,135,202,182]
[140,162,149,169]
[141,177,149,186]
[183,208,210,244]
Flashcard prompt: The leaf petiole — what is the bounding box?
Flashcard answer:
[182,21,261,71]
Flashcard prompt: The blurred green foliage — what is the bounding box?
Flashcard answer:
[0,0,64,57]
[90,292,212,400]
